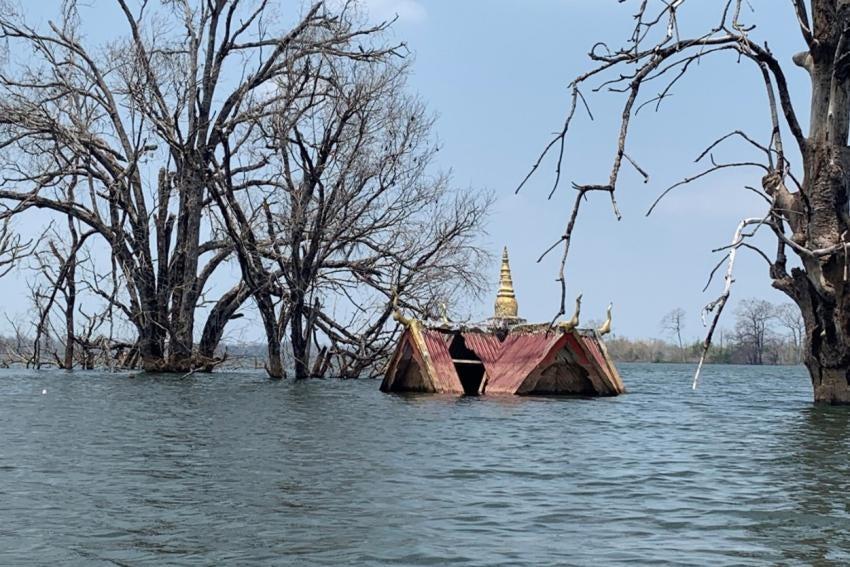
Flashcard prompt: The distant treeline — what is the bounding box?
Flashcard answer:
[0,332,272,371]
[606,298,805,366]
[0,297,805,371]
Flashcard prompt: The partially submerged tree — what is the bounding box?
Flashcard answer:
[734,299,776,365]
[0,0,397,372]
[27,223,121,370]
[660,307,687,362]
[523,1,850,403]
[777,302,806,364]
[210,52,490,379]
[0,0,489,378]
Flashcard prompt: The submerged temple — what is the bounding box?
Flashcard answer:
[381,248,625,396]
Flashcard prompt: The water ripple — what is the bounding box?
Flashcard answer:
[1,363,846,565]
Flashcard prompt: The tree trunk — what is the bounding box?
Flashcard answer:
[197,284,252,369]
[138,324,167,372]
[799,141,850,402]
[676,330,684,363]
[289,289,315,380]
[807,362,850,404]
[290,311,308,380]
[794,268,850,404]
[784,3,850,402]
[167,165,204,371]
[265,337,285,380]
[255,290,285,380]
[64,255,75,370]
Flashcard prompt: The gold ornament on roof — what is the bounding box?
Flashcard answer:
[494,246,519,319]
[597,303,613,336]
[559,294,582,332]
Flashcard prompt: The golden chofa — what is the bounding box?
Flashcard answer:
[382,247,624,396]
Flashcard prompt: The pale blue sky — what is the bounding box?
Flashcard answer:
[0,1,808,342]
[387,0,805,340]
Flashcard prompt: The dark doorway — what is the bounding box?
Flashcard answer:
[449,334,485,395]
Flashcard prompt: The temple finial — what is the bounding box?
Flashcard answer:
[494,246,519,319]
[391,288,411,327]
[559,294,582,332]
[597,303,613,336]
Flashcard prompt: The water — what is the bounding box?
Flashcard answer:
[1,363,848,565]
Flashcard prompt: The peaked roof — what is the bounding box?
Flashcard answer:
[383,323,624,396]
[484,332,568,394]
[420,329,464,394]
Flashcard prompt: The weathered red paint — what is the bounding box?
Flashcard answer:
[564,333,591,365]
[580,335,610,376]
[421,330,464,393]
[462,332,502,376]
[486,333,566,394]
[383,326,624,397]
[580,334,624,394]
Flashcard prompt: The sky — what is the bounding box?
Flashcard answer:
[0,0,813,343]
[371,0,808,341]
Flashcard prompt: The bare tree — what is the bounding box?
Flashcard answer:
[27,216,130,370]
[734,299,777,366]
[522,1,850,403]
[777,302,806,365]
[209,48,490,379]
[660,308,687,362]
[0,0,398,373]
[0,218,30,277]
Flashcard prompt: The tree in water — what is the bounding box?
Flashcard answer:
[660,308,687,362]
[777,302,806,364]
[0,1,402,373]
[208,54,491,379]
[523,1,850,403]
[734,299,777,366]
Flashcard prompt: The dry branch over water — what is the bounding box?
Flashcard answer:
[522,0,850,403]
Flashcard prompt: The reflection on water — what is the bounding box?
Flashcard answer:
[2,363,849,565]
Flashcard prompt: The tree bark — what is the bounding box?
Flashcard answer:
[290,290,309,380]
[198,283,252,367]
[167,165,204,372]
[64,254,75,370]
[256,290,286,380]
[793,263,850,404]
[791,26,850,402]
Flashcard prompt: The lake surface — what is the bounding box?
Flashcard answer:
[2,363,849,565]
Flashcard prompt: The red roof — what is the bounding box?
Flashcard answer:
[564,333,591,365]
[485,332,567,394]
[383,325,624,396]
[462,332,502,377]
[580,334,609,373]
[421,329,464,394]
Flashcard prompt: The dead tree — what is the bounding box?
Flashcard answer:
[0,0,395,373]
[523,0,850,403]
[209,53,490,379]
[1,315,30,366]
[660,308,687,362]
[0,217,35,365]
[27,176,95,369]
[733,299,777,366]
[0,218,30,278]
[27,217,123,370]
[777,302,806,364]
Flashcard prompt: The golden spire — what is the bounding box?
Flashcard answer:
[494,246,519,319]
